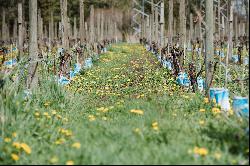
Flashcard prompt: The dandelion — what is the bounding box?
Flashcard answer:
[12,132,17,138]
[11,153,19,161]
[199,109,206,113]
[34,112,40,117]
[214,152,222,160]
[152,122,159,131]
[227,109,234,116]
[50,156,59,164]
[102,117,108,121]
[212,98,216,104]
[133,128,141,133]
[52,110,57,115]
[88,115,96,121]
[63,118,69,122]
[130,109,144,115]
[212,108,221,115]
[204,98,209,104]
[4,137,11,143]
[55,138,65,145]
[44,101,50,107]
[43,112,49,116]
[66,160,74,165]
[199,120,205,126]
[72,142,81,149]
[193,147,208,157]
[12,142,21,149]
[20,143,31,154]
[172,113,177,117]
[56,115,62,119]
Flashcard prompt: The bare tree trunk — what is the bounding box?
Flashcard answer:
[18,2,23,60]
[227,0,234,63]
[49,11,54,50]
[218,0,221,40]
[155,6,159,44]
[222,16,225,40]
[73,17,77,43]
[23,22,27,42]
[235,14,238,42]
[90,5,95,43]
[160,1,164,48]
[85,22,88,41]
[179,0,186,47]
[44,25,48,40]
[60,0,69,50]
[38,9,42,46]
[151,0,155,42]
[27,0,38,89]
[246,0,249,37]
[205,0,214,94]
[54,22,57,40]
[101,10,104,41]
[168,0,173,46]
[189,13,193,42]
[80,0,85,44]
[13,19,17,41]
[179,0,186,66]
[97,12,101,41]
[2,8,6,42]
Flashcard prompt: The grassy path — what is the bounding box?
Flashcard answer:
[1,44,248,164]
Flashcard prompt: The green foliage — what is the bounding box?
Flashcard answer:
[0,44,248,165]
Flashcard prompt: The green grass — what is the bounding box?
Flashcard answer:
[0,44,249,165]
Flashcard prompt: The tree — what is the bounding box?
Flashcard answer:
[205,0,214,94]
[18,1,23,61]
[168,0,173,46]
[79,0,85,44]
[27,0,38,89]
[60,0,69,50]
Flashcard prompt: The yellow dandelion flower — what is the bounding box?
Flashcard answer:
[133,128,141,133]
[55,138,65,145]
[12,132,17,138]
[12,142,21,149]
[34,112,40,117]
[63,118,69,122]
[228,109,234,116]
[199,120,205,126]
[72,142,81,149]
[102,117,108,121]
[65,130,73,137]
[212,108,221,115]
[204,98,209,104]
[193,147,208,156]
[20,143,31,154]
[88,115,96,121]
[43,112,49,116]
[66,160,74,165]
[11,153,19,161]
[183,95,189,99]
[172,113,177,117]
[214,152,222,160]
[130,109,144,115]
[212,98,216,104]
[152,122,159,131]
[52,110,57,115]
[50,156,59,164]
[44,101,50,107]
[199,109,206,113]
[4,137,11,143]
